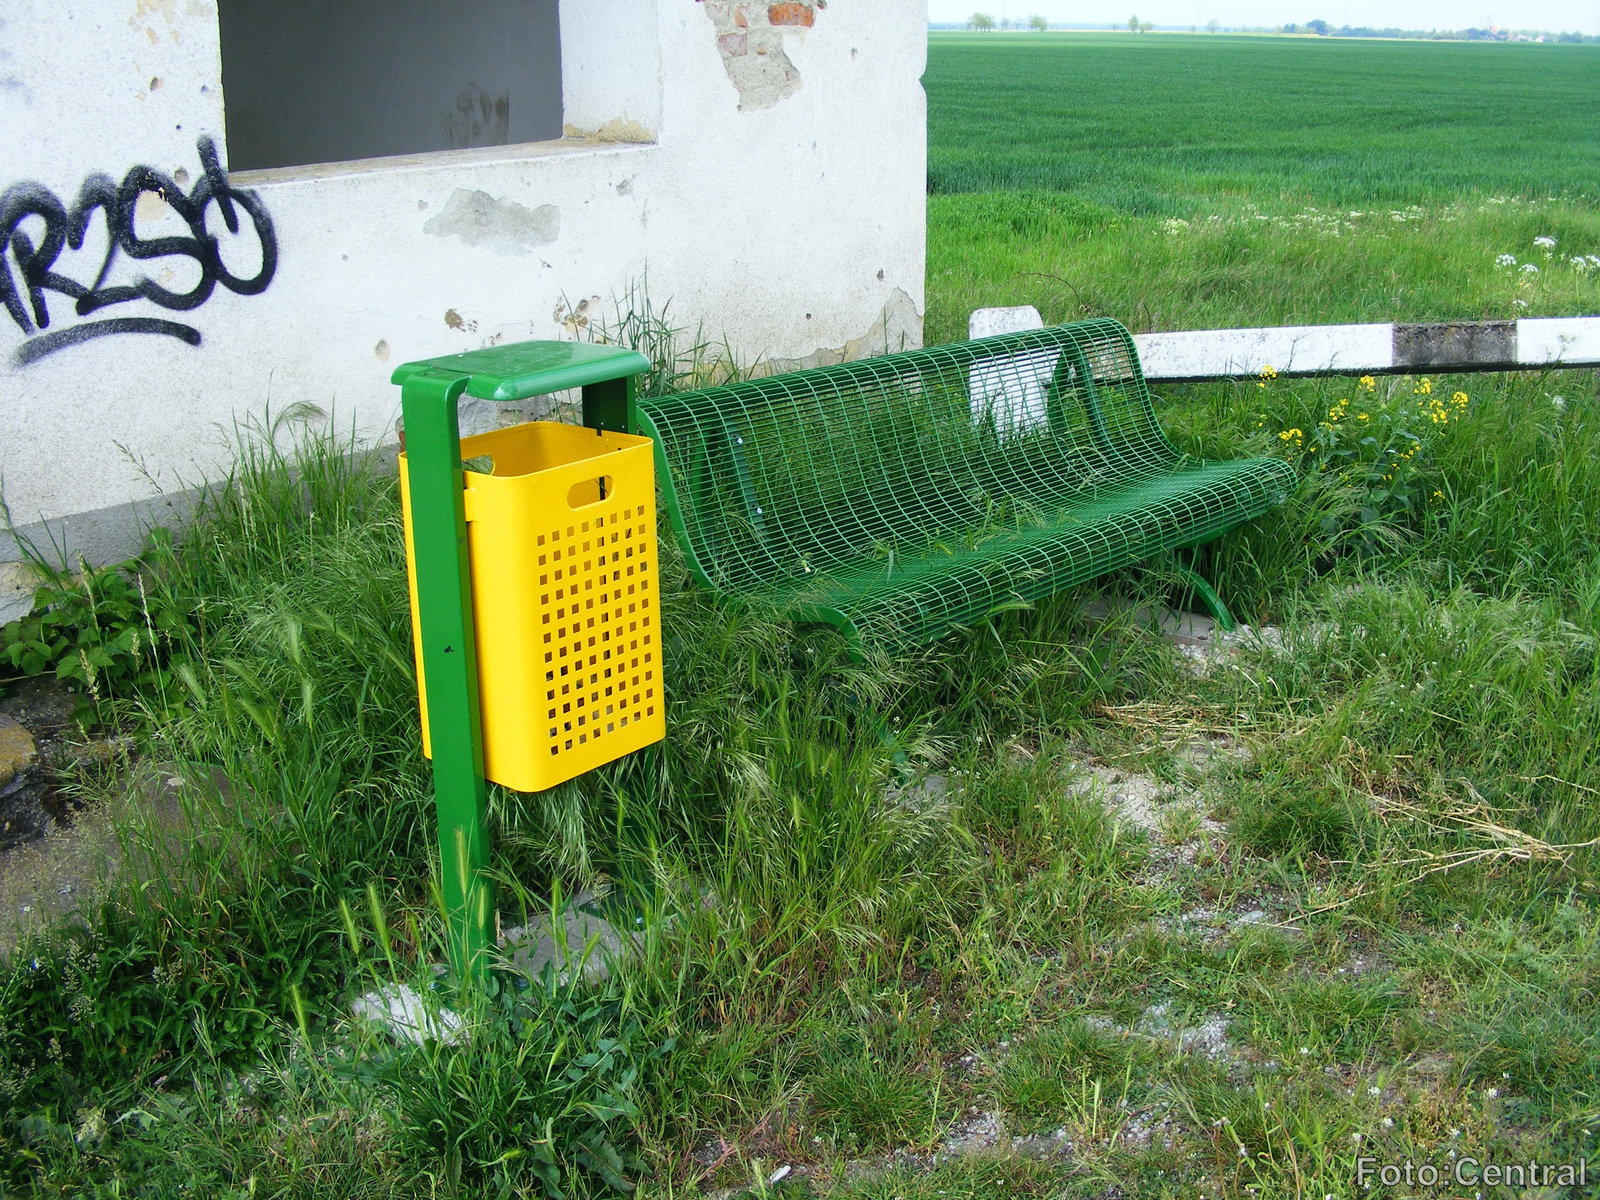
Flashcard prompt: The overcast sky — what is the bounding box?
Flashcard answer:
[928,0,1600,33]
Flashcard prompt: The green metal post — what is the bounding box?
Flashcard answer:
[391,340,653,979]
[581,374,634,434]
[400,368,493,979]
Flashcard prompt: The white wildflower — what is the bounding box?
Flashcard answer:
[1382,1117,1394,1128]
[1368,1085,1381,1095]
[1514,299,1529,309]
[1494,253,1517,267]
[1573,256,1591,272]
[1486,1087,1499,1098]
[1520,263,1539,275]
[1588,255,1600,268]
[1533,235,1557,249]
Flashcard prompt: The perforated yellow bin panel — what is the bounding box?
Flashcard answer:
[399,421,664,792]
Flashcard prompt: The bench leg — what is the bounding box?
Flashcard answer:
[844,691,909,772]
[1162,548,1237,633]
[1175,563,1236,633]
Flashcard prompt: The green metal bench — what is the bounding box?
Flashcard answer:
[631,317,1295,649]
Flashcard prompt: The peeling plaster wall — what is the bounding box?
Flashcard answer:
[0,0,926,564]
[701,1,813,111]
[559,0,663,139]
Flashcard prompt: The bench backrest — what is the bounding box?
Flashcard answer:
[633,318,1182,593]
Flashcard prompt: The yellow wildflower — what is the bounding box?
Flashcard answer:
[1359,375,1377,391]
[1452,390,1469,410]
[1414,377,1433,395]
[1257,364,1278,388]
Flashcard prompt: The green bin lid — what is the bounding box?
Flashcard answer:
[390,340,652,402]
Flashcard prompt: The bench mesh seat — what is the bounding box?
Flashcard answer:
[633,318,1295,648]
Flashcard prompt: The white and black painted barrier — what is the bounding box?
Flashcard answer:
[969,306,1600,382]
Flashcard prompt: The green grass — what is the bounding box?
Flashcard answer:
[926,190,1600,343]
[927,34,1600,211]
[3,31,1600,1200]
[6,366,1597,1198]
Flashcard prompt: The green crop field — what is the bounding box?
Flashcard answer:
[927,33,1600,211]
[924,34,1600,344]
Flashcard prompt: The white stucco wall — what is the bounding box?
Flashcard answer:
[0,0,926,586]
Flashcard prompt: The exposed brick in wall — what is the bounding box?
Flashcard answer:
[767,3,815,26]
[698,0,818,110]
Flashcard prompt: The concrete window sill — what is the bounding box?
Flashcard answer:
[230,136,658,188]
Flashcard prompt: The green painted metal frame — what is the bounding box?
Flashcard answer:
[633,318,1292,651]
[394,341,650,977]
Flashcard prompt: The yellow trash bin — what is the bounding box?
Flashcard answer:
[399,420,664,792]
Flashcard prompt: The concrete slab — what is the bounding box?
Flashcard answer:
[968,305,1044,340]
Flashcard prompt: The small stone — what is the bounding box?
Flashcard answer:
[351,984,466,1046]
[0,561,41,626]
[0,715,38,791]
[500,889,644,985]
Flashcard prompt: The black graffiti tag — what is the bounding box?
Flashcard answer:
[0,135,276,367]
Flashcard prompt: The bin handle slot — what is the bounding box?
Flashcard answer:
[567,475,613,508]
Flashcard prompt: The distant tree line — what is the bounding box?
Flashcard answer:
[1281,19,1596,40]
[966,13,1052,29]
